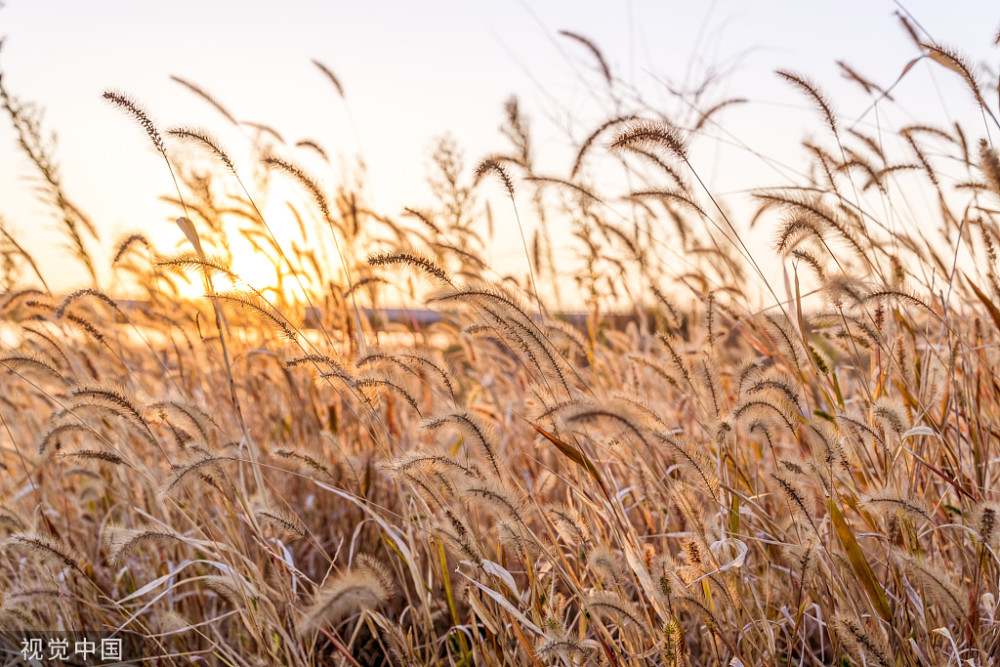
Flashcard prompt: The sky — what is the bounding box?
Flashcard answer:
[0,1,997,299]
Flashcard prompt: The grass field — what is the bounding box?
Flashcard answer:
[2,17,1000,667]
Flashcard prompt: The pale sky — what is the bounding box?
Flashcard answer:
[0,1,997,296]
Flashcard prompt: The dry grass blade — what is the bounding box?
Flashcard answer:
[828,498,892,621]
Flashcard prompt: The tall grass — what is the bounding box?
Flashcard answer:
[1,17,1000,667]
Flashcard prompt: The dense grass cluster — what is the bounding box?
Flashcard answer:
[2,20,1000,667]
